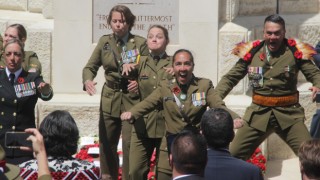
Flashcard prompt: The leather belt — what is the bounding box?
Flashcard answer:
[252,92,299,107]
[105,79,128,92]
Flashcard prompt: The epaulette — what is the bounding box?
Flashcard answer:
[286,38,316,60]
[231,40,264,62]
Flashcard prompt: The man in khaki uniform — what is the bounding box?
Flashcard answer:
[213,14,320,160]
[121,49,242,180]
[82,5,148,180]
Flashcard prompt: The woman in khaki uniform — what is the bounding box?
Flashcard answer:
[82,5,148,180]
[0,24,42,73]
[123,25,173,180]
[121,49,242,180]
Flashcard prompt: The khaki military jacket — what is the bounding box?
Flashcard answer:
[214,40,320,131]
[82,33,148,117]
[0,51,42,73]
[130,76,239,134]
[134,54,173,138]
[0,35,2,52]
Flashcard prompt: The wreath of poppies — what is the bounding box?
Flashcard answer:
[247,148,267,173]
[75,144,157,180]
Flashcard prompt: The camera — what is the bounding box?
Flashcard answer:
[5,131,32,148]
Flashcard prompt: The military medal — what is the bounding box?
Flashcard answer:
[122,48,140,64]
[180,94,186,100]
[248,66,263,88]
[192,92,206,106]
[14,82,36,98]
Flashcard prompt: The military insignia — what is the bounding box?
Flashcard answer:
[14,82,36,98]
[130,38,135,43]
[284,66,290,78]
[180,94,187,100]
[103,42,110,50]
[248,66,263,88]
[121,48,140,64]
[192,92,206,106]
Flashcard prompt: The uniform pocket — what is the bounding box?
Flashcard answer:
[101,87,114,114]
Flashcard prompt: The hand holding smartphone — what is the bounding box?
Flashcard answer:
[5,131,32,149]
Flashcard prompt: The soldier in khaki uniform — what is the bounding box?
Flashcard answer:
[82,5,148,180]
[122,25,173,180]
[0,24,42,73]
[213,14,320,160]
[121,49,243,180]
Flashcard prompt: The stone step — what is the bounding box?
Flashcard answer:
[265,158,300,180]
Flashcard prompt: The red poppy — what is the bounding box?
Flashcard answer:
[252,40,261,48]
[243,53,252,62]
[247,148,267,173]
[259,53,265,61]
[17,77,24,84]
[294,50,303,59]
[287,39,296,47]
[172,86,181,94]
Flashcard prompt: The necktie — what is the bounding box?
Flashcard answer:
[9,73,15,85]
[153,56,160,65]
[117,39,124,53]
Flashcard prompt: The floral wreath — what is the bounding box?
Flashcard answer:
[232,38,316,62]
[247,148,267,173]
[75,143,157,180]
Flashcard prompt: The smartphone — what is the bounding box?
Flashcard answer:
[5,131,32,148]
[316,92,320,103]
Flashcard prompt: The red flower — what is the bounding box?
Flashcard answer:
[287,39,296,47]
[17,77,24,84]
[243,53,252,62]
[259,53,265,61]
[172,86,181,95]
[294,50,303,59]
[247,148,267,173]
[253,40,261,48]
[147,171,156,180]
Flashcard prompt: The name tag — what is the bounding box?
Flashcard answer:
[14,82,36,98]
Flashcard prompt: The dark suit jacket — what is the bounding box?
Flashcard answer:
[0,69,53,157]
[174,174,204,180]
[205,148,264,180]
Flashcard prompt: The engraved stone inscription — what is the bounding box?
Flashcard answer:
[93,0,179,44]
